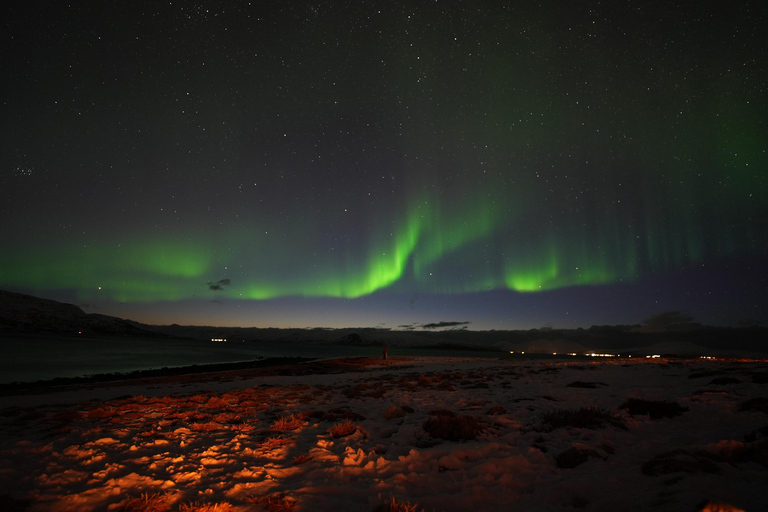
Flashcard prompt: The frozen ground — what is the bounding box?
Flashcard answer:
[0,356,766,511]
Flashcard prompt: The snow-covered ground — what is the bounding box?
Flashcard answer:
[0,356,766,512]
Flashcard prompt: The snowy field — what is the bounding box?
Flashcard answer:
[1,356,766,512]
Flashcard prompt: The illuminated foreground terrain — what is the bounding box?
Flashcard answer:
[1,356,766,511]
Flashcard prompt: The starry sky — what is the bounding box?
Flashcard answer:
[1,1,766,330]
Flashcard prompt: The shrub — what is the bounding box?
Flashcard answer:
[538,407,626,431]
[619,398,688,419]
[328,420,357,438]
[423,414,484,441]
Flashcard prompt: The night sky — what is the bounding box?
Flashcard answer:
[2,1,766,330]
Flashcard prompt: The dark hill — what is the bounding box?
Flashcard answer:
[0,290,162,337]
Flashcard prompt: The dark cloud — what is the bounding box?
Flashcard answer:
[421,321,471,330]
[207,279,231,291]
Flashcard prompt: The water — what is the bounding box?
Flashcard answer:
[0,334,519,384]
[0,335,261,383]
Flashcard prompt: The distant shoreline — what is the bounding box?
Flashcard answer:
[0,357,312,395]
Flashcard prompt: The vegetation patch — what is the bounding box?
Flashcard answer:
[619,398,688,419]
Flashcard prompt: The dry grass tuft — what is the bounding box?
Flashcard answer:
[292,452,313,465]
[261,436,293,450]
[190,421,221,432]
[179,502,235,512]
[328,419,358,438]
[204,397,230,409]
[270,413,305,432]
[373,495,423,512]
[247,493,295,512]
[116,493,171,512]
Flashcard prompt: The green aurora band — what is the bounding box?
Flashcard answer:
[2,168,763,304]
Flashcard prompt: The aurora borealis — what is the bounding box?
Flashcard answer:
[1,1,766,329]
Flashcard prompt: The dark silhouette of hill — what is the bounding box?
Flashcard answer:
[1,290,766,355]
[0,290,162,337]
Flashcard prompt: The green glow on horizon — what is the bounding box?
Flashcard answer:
[0,170,764,304]
[0,239,213,302]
